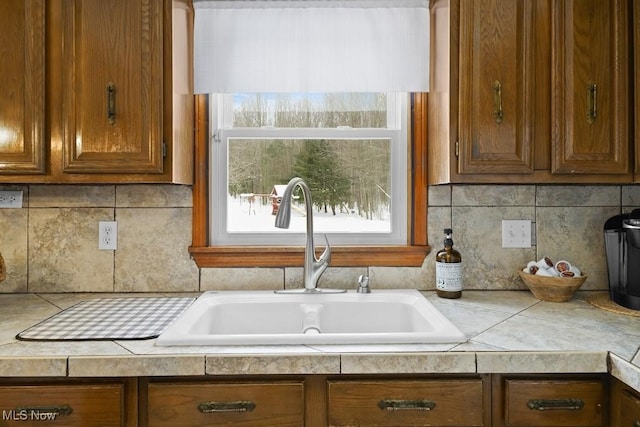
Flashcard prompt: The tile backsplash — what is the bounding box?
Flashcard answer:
[0,184,635,294]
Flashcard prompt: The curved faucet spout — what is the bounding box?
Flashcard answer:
[275,177,343,293]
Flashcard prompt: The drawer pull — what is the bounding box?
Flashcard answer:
[197,401,256,414]
[493,80,504,124]
[14,404,73,417]
[526,398,584,411]
[378,399,436,412]
[107,82,116,125]
[586,81,597,124]
[635,421,640,427]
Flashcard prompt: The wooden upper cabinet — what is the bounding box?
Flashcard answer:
[61,0,163,174]
[0,0,46,175]
[0,0,193,184]
[551,0,631,175]
[458,0,535,175]
[429,0,548,184]
[428,0,633,184]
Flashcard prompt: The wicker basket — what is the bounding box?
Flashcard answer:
[0,252,5,282]
[518,271,587,302]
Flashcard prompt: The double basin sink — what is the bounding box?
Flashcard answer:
[156,289,465,346]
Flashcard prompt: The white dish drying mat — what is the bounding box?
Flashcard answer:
[16,297,194,341]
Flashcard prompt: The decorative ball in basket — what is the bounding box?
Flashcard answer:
[0,252,5,283]
[519,257,587,302]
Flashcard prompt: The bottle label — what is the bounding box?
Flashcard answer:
[436,262,463,292]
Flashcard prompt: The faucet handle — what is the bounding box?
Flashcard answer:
[357,275,371,293]
[317,234,331,265]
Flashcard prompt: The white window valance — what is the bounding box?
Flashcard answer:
[193,0,430,93]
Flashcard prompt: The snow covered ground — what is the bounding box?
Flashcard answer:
[227,195,390,234]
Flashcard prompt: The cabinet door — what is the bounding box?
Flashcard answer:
[610,380,640,426]
[328,379,486,426]
[0,0,45,174]
[457,0,536,174]
[147,381,305,427]
[551,0,630,174]
[504,379,605,426]
[0,383,127,426]
[61,0,163,174]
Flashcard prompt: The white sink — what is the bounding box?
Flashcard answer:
[156,289,465,346]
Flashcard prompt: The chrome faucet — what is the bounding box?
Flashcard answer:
[274,177,345,294]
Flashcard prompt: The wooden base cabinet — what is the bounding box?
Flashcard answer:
[610,378,640,427]
[493,375,608,427]
[141,375,490,427]
[143,379,305,427]
[0,378,137,427]
[327,378,489,426]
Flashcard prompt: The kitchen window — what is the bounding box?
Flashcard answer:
[210,92,408,247]
[188,0,430,267]
[189,93,429,268]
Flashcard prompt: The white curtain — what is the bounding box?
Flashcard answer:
[193,0,430,93]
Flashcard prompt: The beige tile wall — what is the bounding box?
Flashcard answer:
[0,184,197,293]
[0,184,635,293]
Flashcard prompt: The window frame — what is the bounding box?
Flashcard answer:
[189,93,430,268]
[211,92,408,247]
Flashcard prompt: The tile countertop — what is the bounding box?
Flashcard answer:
[1,290,640,392]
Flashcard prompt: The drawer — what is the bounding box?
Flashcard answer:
[147,381,304,427]
[327,379,485,426]
[504,379,604,426]
[0,383,126,426]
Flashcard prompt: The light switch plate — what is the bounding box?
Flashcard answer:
[502,220,532,248]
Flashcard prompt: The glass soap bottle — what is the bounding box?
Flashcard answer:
[436,228,462,299]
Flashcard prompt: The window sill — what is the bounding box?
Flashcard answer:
[189,245,430,268]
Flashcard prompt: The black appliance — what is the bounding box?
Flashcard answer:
[604,209,640,310]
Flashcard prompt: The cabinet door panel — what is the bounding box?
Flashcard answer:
[552,0,630,174]
[0,0,45,174]
[61,0,163,174]
[147,382,304,427]
[505,379,604,426]
[457,0,535,174]
[0,384,125,426]
[611,383,640,427]
[328,379,485,426]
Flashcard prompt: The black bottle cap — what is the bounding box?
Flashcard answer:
[443,228,453,246]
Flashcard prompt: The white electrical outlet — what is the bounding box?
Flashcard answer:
[99,221,118,250]
[502,219,532,248]
[0,191,23,208]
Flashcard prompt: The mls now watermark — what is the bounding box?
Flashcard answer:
[3,409,59,421]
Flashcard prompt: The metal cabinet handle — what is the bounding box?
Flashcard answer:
[586,81,597,124]
[527,398,584,411]
[634,421,640,427]
[197,401,256,414]
[107,82,116,125]
[14,404,73,417]
[378,399,436,412]
[493,80,504,124]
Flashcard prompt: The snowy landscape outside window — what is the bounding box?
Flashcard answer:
[210,93,409,246]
